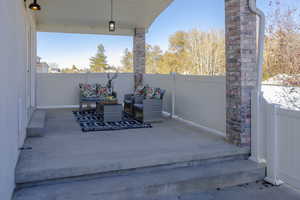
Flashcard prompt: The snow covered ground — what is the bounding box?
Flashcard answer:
[262,84,300,111]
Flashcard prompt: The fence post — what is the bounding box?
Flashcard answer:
[250,90,266,164]
[265,103,283,185]
[171,72,176,118]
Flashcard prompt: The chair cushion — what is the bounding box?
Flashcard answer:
[134,86,146,96]
[81,97,103,102]
[145,87,162,99]
[124,99,133,104]
[97,86,112,97]
[79,83,98,98]
[153,88,163,99]
[134,104,144,109]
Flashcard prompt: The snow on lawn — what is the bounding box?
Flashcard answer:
[262,84,300,111]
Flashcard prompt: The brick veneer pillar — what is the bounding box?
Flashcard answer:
[225,0,257,146]
[133,28,146,89]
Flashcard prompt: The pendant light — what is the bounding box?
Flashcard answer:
[29,0,41,11]
[109,0,116,32]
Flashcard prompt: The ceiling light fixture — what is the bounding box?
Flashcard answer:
[29,0,41,11]
[109,0,116,32]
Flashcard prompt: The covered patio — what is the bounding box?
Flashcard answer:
[31,0,259,147]
[14,0,265,199]
[16,109,249,185]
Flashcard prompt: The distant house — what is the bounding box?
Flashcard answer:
[36,56,49,73]
[49,67,61,73]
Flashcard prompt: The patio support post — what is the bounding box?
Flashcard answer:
[133,28,146,89]
[225,0,257,146]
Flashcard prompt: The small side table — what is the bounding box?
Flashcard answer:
[95,98,118,113]
[103,104,123,122]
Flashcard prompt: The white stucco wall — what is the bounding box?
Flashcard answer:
[0,1,36,199]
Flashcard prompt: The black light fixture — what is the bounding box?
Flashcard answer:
[109,0,116,32]
[109,21,116,32]
[29,0,41,11]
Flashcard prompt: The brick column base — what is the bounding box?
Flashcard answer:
[225,0,257,146]
[133,28,146,89]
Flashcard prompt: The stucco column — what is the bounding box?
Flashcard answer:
[133,28,146,89]
[225,0,257,146]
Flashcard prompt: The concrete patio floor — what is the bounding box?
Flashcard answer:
[16,109,249,184]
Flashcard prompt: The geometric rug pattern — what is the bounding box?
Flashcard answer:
[72,109,152,132]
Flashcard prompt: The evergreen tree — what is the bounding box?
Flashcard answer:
[120,48,133,72]
[89,44,109,72]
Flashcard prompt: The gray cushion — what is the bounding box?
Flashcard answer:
[134,104,144,109]
[124,99,133,104]
[81,97,103,102]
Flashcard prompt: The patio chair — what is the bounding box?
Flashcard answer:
[123,86,147,116]
[124,87,166,122]
[79,83,101,111]
[79,83,115,111]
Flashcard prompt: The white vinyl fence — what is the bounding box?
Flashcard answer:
[145,74,226,135]
[37,73,134,108]
[253,91,300,189]
[37,73,226,135]
[276,108,300,188]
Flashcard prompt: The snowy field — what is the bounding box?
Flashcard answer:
[262,85,300,111]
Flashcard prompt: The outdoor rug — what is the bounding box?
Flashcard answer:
[72,110,152,132]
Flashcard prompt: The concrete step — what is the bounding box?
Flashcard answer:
[15,147,249,187]
[14,159,265,200]
[26,110,46,137]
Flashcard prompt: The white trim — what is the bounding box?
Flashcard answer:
[162,111,171,117]
[163,111,225,137]
[37,105,79,109]
[264,177,284,186]
[249,0,267,165]
[249,156,267,164]
[171,72,176,118]
[37,24,134,36]
[250,91,267,164]
[249,0,265,93]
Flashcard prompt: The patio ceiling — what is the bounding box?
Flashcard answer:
[35,0,173,35]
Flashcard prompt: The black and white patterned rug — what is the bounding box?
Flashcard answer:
[72,110,152,132]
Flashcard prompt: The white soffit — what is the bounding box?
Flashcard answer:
[35,0,173,35]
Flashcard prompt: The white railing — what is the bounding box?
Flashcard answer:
[253,90,300,189]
